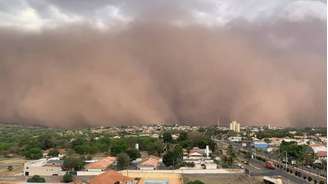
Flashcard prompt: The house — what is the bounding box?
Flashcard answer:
[183,146,217,169]
[85,156,117,172]
[137,156,160,170]
[317,151,327,159]
[186,146,211,159]
[24,157,64,176]
[310,144,327,159]
[89,170,135,184]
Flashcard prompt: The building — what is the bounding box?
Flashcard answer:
[24,157,64,176]
[229,121,240,133]
[137,156,160,170]
[120,170,182,184]
[228,136,242,142]
[183,146,217,169]
[310,144,327,160]
[253,141,269,150]
[85,156,117,172]
[89,170,134,184]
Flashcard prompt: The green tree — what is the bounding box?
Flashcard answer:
[27,175,46,183]
[23,147,43,160]
[225,145,236,165]
[47,149,59,157]
[162,145,183,168]
[38,135,55,150]
[187,180,205,184]
[163,131,173,143]
[62,172,73,183]
[177,131,188,142]
[116,153,130,170]
[110,140,128,156]
[7,165,13,171]
[63,156,85,171]
[279,141,308,163]
[126,148,141,161]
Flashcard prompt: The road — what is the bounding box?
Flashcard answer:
[214,139,326,183]
[245,158,309,184]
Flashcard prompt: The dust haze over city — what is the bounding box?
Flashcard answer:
[0,0,326,128]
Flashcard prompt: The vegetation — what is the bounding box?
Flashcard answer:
[126,148,141,161]
[7,165,13,171]
[220,145,236,168]
[279,141,311,164]
[48,149,59,157]
[116,153,130,170]
[23,147,43,160]
[62,172,74,183]
[27,175,46,183]
[163,131,173,143]
[62,156,85,171]
[187,180,205,184]
[163,145,183,168]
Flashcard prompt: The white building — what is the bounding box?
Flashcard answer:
[183,146,217,169]
[228,136,242,142]
[24,158,64,176]
[229,121,240,133]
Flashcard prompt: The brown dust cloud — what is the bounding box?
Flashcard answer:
[0,5,326,128]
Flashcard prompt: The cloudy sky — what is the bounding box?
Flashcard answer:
[0,0,326,31]
[0,0,326,127]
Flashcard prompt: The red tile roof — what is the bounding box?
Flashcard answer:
[89,170,133,184]
[139,156,160,167]
[86,156,116,170]
[317,151,327,157]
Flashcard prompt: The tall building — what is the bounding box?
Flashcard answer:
[230,120,240,132]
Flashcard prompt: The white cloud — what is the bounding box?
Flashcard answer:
[0,0,325,31]
[191,0,326,26]
[284,1,326,21]
[0,1,131,32]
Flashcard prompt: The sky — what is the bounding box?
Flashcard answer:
[0,0,326,128]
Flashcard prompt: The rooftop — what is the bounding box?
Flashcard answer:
[86,156,117,170]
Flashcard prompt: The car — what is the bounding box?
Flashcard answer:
[265,161,275,169]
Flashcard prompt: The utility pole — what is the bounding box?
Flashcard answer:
[285,151,288,169]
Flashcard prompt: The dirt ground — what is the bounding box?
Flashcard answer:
[183,174,263,184]
[0,157,26,177]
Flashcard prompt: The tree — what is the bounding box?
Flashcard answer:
[225,145,236,166]
[27,175,46,183]
[7,165,13,171]
[163,131,173,143]
[126,148,141,161]
[23,147,43,160]
[279,141,308,164]
[63,156,85,171]
[116,153,130,170]
[110,140,128,156]
[187,180,205,184]
[38,135,55,150]
[48,149,59,157]
[177,131,188,142]
[162,145,183,168]
[62,172,73,183]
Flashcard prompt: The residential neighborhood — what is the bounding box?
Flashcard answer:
[0,122,326,184]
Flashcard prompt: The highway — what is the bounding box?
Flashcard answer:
[245,157,310,184]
